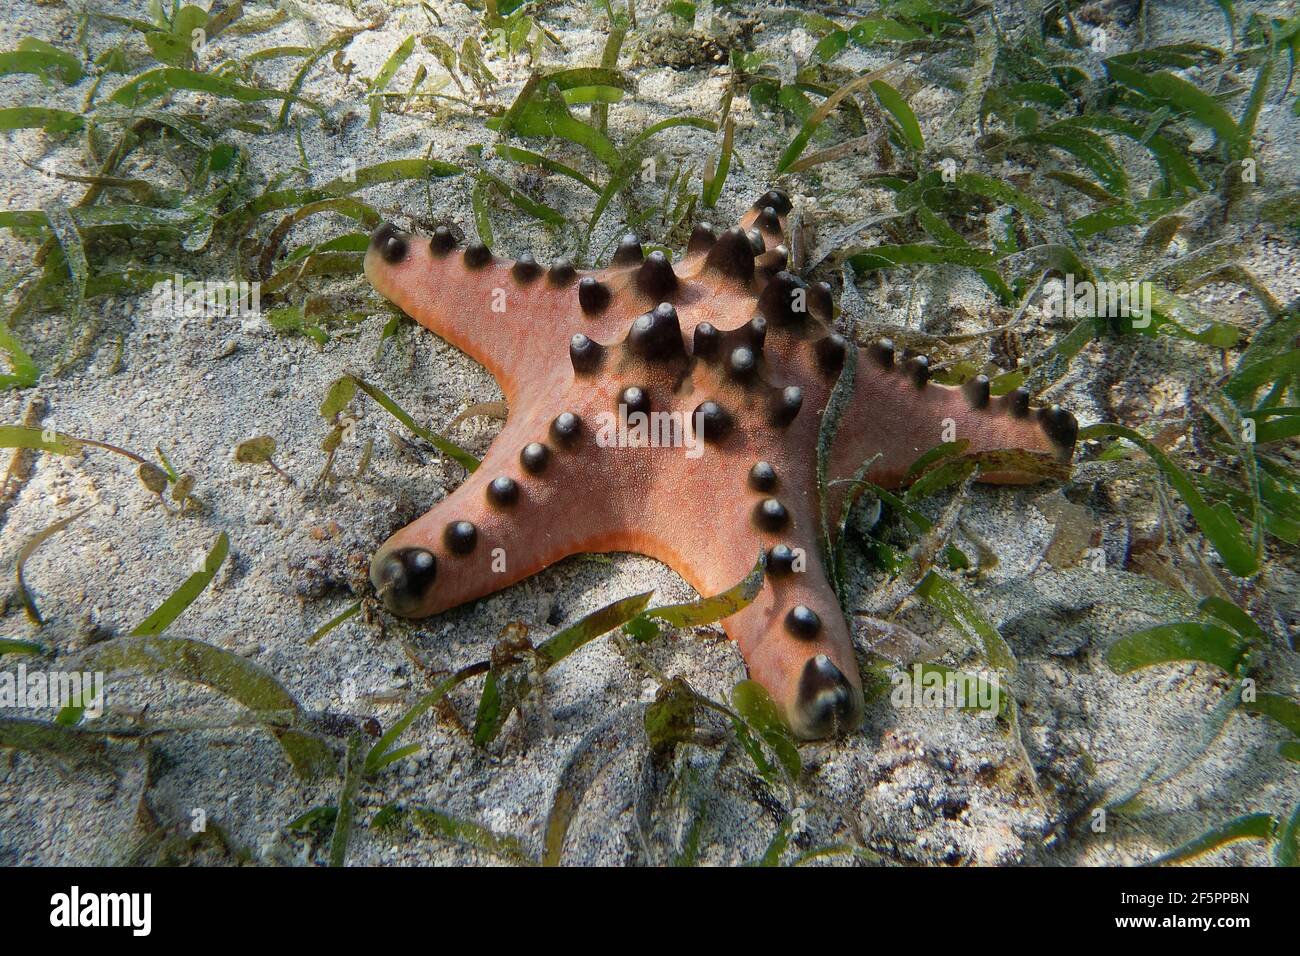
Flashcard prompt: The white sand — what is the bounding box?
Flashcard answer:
[1,0,1297,865]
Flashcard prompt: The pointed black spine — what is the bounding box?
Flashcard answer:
[430,225,457,255]
[757,271,808,325]
[868,338,895,368]
[769,386,803,427]
[749,461,778,492]
[512,253,541,283]
[785,605,822,638]
[963,374,991,409]
[627,303,685,361]
[694,401,731,443]
[688,222,716,255]
[766,543,797,575]
[756,244,789,278]
[754,189,792,216]
[809,281,833,319]
[693,322,720,360]
[547,258,576,285]
[620,385,650,416]
[570,333,604,374]
[1039,404,1078,448]
[372,222,408,264]
[755,498,790,531]
[612,232,644,265]
[578,276,611,314]
[487,475,519,507]
[728,346,757,382]
[636,251,677,298]
[755,205,782,234]
[704,227,756,282]
[464,242,492,269]
[816,333,847,373]
[905,355,930,388]
[520,442,549,474]
[444,521,478,555]
[551,412,582,447]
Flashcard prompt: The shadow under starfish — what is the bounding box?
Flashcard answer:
[363,189,1078,739]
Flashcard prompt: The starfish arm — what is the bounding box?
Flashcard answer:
[619,376,865,739]
[369,399,640,616]
[644,513,864,741]
[628,488,866,740]
[829,347,1078,498]
[365,225,589,404]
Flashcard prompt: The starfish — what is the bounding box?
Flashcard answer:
[363,189,1078,739]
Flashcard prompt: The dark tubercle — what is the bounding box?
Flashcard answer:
[548,258,576,286]
[755,205,782,234]
[487,475,519,507]
[464,242,492,269]
[769,385,803,427]
[757,271,809,325]
[520,442,550,474]
[745,229,765,254]
[569,333,605,374]
[754,189,792,216]
[430,225,457,256]
[963,374,991,409]
[612,232,644,266]
[694,400,731,443]
[746,316,767,350]
[578,276,611,314]
[755,497,790,532]
[372,547,436,616]
[868,338,895,369]
[371,222,408,264]
[636,251,678,299]
[550,411,582,447]
[443,520,478,555]
[816,333,848,373]
[749,460,777,492]
[766,543,797,576]
[786,605,822,639]
[905,355,930,388]
[692,321,720,359]
[728,345,757,382]
[620,385,650,416]
[796,655,857,734]
[688,222,716,255]
[704,227,756,282]
[756,245,789,278]
[1008,388,1031,418]
[1038,404,1078,449]
[808,281,834,320]
[511,253,542,283]
[627,302,685,361]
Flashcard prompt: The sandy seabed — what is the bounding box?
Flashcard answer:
[1,0,1297,866]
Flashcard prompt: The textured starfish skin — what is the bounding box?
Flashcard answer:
[363,191,1077,739]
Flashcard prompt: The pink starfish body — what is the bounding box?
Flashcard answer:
[363,190,1076,738]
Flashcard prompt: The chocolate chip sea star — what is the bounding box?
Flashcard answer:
[363,189,1078,739]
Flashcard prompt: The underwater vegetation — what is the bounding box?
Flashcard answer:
[0,0,1297,866]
